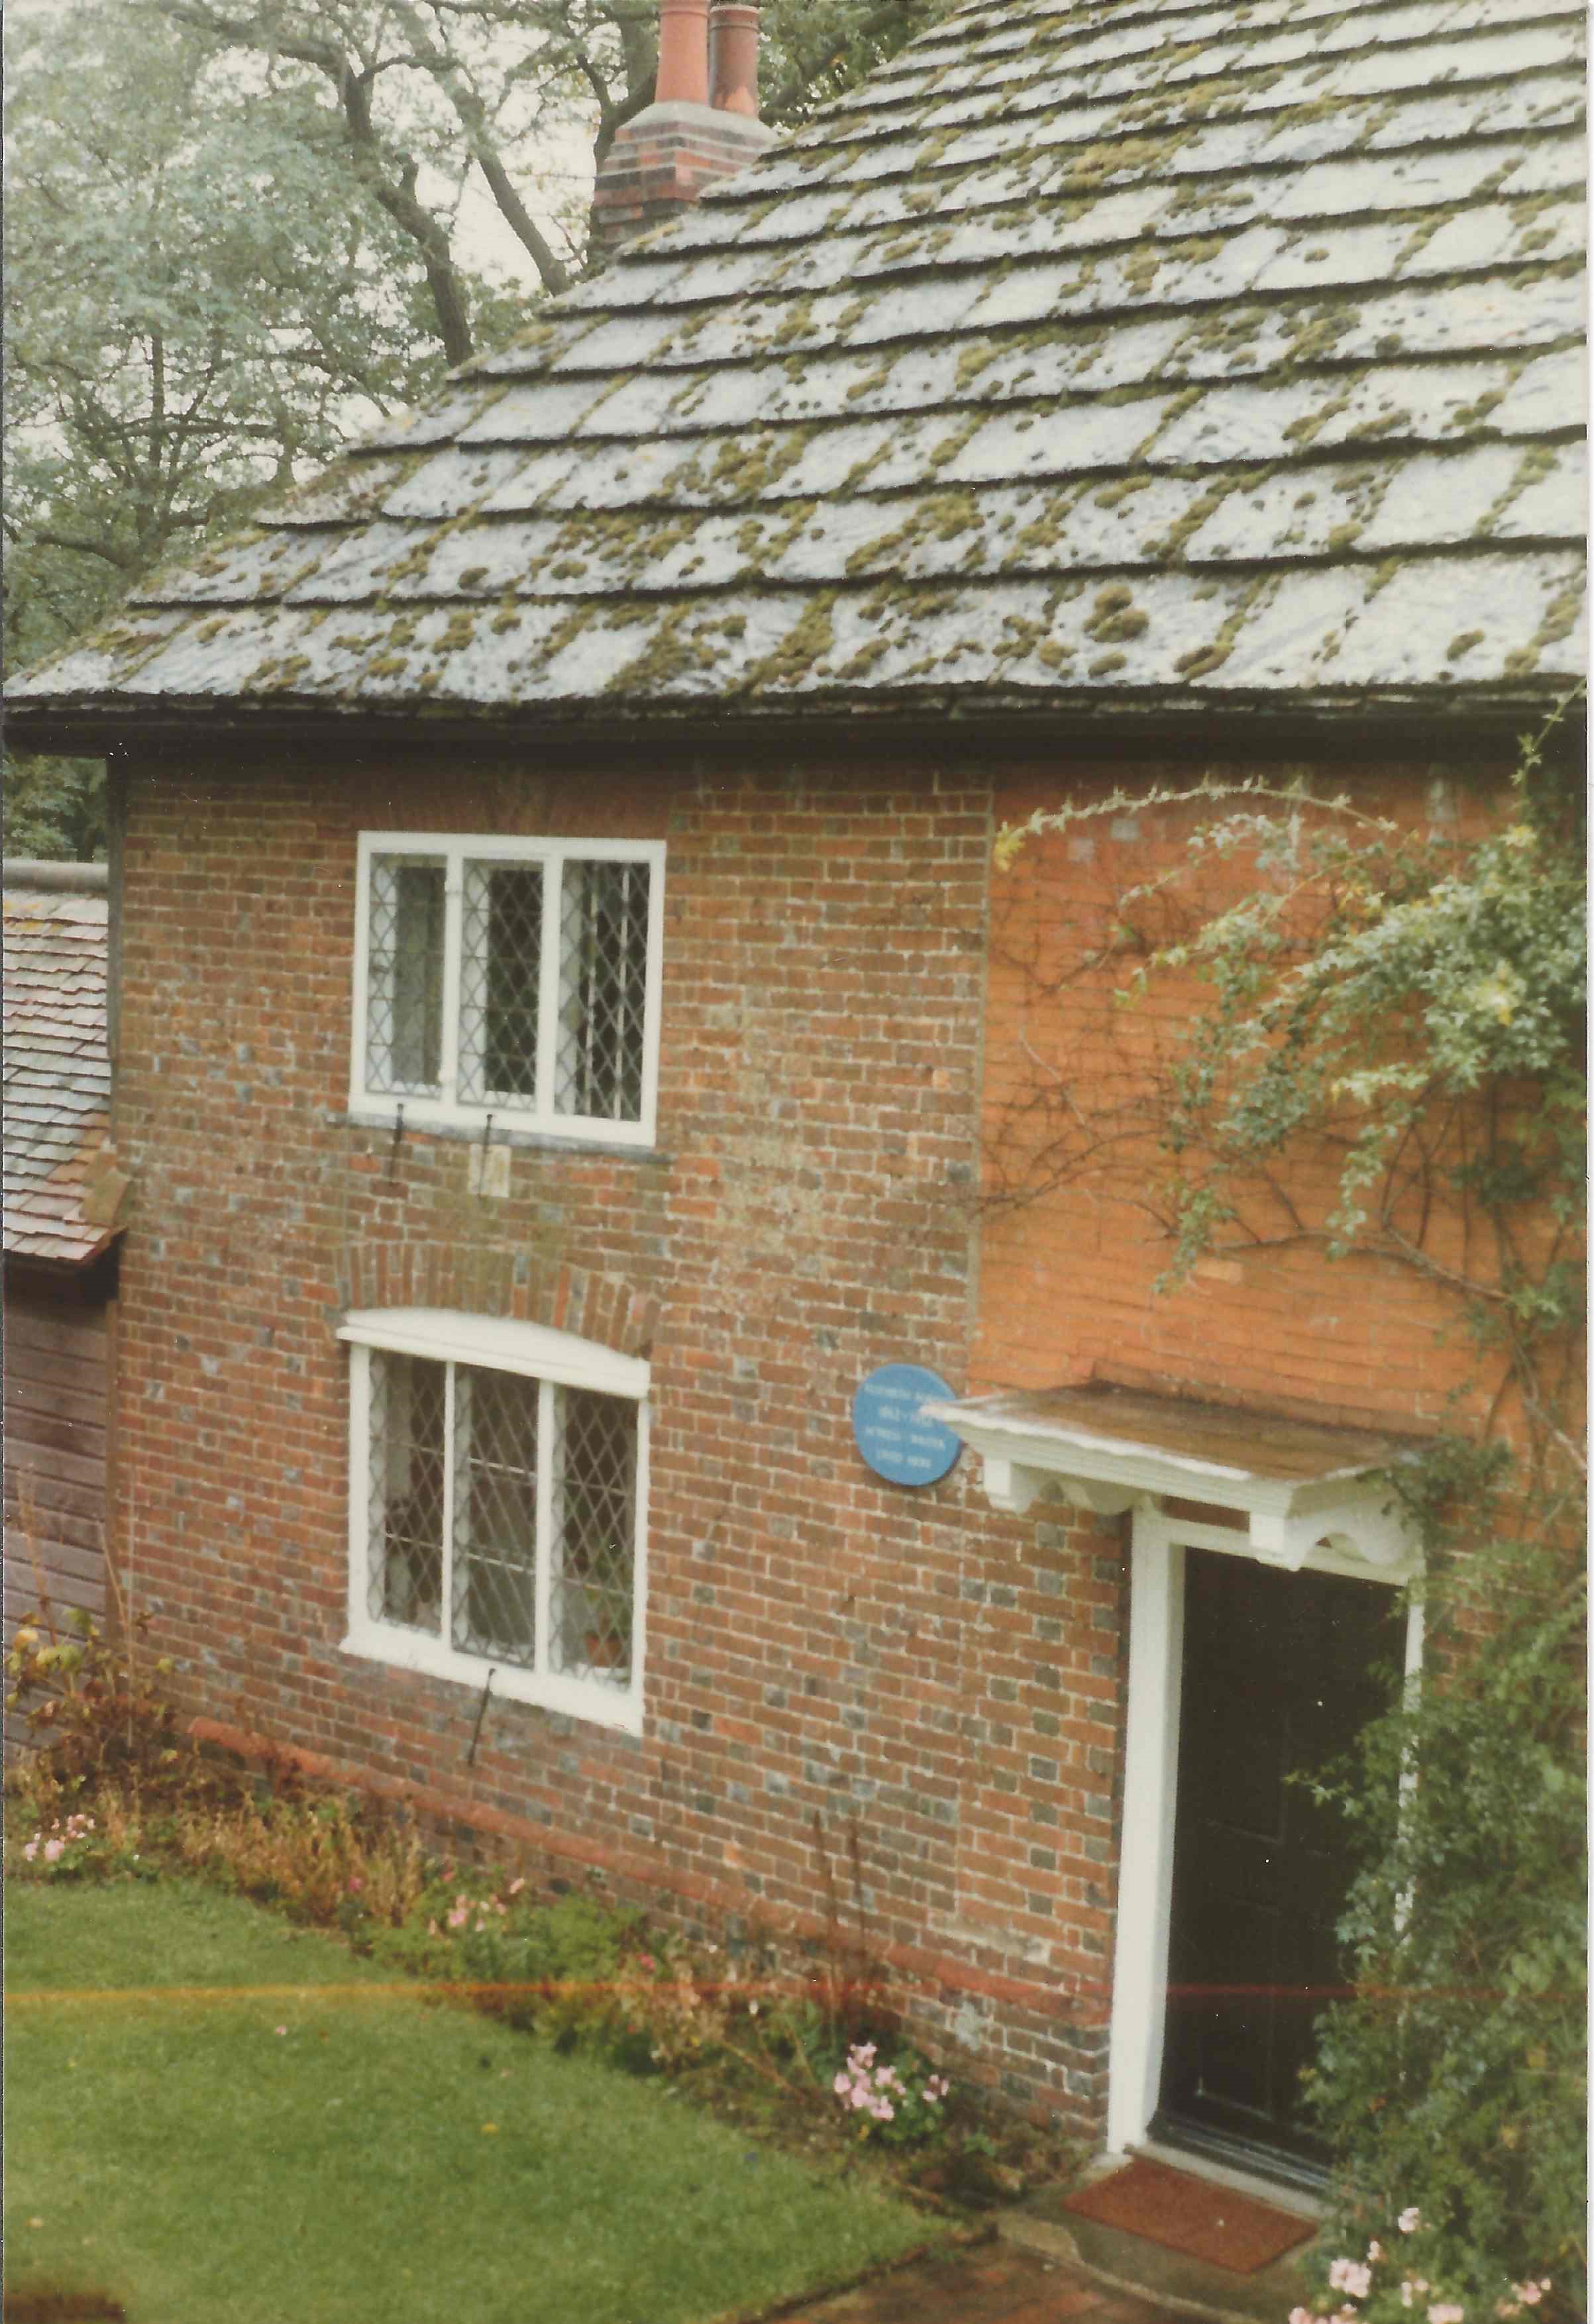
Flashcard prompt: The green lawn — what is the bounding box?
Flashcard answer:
[5,1879,939,2324]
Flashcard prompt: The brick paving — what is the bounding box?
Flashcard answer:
[787,2239,1183,2324]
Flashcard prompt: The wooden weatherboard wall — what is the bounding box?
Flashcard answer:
[3,871,119,1736]
[3,1270,114,1651]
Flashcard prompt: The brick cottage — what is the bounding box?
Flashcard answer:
[9,0,1584,2189]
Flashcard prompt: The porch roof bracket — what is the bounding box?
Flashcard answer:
[922,1389,1421,1573]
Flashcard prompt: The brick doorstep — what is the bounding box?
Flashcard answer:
[1000,2205,1314,2324]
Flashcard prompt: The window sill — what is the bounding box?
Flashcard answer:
[339,1624,644,1737]
[332,1108,668,1163]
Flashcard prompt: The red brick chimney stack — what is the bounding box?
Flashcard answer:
[591,0,774,255]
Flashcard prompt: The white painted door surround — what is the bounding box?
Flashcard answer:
[920,1381,1424,2164]
[1104,1503,1422,2158]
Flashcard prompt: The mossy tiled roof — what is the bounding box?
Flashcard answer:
[3,885,114,1267]
[13,0,1586,739]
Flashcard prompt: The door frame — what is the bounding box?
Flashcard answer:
[1104,1501,1422,2159]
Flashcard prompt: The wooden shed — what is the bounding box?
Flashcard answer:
[3,862,121,1724]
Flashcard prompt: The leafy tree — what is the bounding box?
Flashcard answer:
[5,2,462,629]
[3,0,498,849]
[5,0,934,854]
[149,0,939,324]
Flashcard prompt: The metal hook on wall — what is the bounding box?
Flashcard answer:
[466,1667,496,1765]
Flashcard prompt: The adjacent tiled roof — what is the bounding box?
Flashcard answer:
[11,0,1585,741]
[3,883,115,1266]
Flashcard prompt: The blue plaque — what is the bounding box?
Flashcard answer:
[853,1363,962,1487]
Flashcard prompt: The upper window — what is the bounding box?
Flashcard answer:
[351,835,664,1145]
[339,1310,648,1733]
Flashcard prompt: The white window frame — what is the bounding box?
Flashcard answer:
[339,1308,649,1736]
[350,833,665,1147]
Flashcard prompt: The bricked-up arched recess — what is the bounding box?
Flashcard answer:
[336,1244,658,1363]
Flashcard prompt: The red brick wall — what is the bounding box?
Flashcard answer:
[109,746,1125,2123]
[977,759,1524,1440]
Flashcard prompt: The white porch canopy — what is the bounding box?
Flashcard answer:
[921,1382,1422,1573]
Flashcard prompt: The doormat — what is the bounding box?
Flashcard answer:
[1061,2157,1316,2274]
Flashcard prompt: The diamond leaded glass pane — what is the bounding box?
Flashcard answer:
[458,861,543,1106]
[451,1365,538,1667]
[549,1387,637,1681]
[555,859,649,1123]
[365,857,445,1094]
[367,1351,445,1634]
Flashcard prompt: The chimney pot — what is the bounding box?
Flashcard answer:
[591,0,774,254]
[655,0,709,105]
[710,2,761,117]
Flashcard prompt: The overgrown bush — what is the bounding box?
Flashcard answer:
[5,1593,188,1793]
[1300,1491,1586,2324]
[168,1786,430,1934]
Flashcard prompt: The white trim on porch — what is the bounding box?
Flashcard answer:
[923,1380,1426,2169]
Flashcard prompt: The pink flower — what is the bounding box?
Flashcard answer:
[42,1838,64,1864]
[1514,2288,1545,2307]
[346,1875,364,1893]
[1331,2260,1373,2299]
[1369,2246,1385,2265]
[1399,2210,1422,2235]
[1289,2307,1320,2324]
[1497,2304,1522,2317]
[1426,2304,1464,2324]
[274,2025,288,2036]
[446,1905,469,1930]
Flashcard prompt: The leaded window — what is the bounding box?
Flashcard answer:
[353,836,663,1145]
[345,1313,647,1724]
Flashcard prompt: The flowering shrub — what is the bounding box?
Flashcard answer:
[831,2040,951,2150]
[14,1809,108,1878]
[611,1940,733,2070]
[1295,2213,1557,2324]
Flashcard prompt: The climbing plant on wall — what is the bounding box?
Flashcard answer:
[995,698,1587,2312]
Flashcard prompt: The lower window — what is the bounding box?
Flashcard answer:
[341,1310,647,1729]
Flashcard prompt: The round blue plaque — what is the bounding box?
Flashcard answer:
[853,1363,962,1487]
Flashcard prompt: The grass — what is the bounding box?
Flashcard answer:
[5,1878,945,2324]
